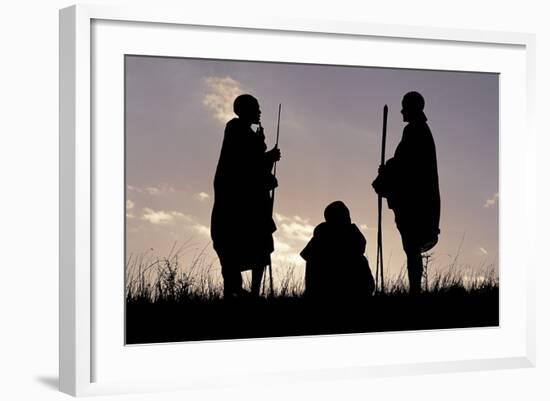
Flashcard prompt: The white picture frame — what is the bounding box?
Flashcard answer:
[59,4,536,397]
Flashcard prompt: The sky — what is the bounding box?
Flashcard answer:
[124,55,499,290]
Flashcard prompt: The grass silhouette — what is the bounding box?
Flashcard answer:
[125,244,498,344]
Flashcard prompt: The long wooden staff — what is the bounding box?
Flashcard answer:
[266,104,281,298]
[375,105,388,294]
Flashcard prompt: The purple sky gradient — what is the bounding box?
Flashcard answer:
[125,55,499,288]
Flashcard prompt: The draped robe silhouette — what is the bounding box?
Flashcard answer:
[211,117,277,271]
[372,92,440,294]
[300,201,375,300]
[375,113,440,251]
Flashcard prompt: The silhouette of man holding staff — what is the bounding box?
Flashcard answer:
[372,92,440,295]
[211,94,281,299]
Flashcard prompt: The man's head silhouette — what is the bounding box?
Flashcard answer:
[324,201,352,225]
[233,94,261,124]
[401,91,426,122]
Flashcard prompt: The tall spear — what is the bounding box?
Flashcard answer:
[375,105,388,294]
[265,103,281,298]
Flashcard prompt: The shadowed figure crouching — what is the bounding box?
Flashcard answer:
[211,94,281,298]
[372,92,441,295]
[300,201,375,302]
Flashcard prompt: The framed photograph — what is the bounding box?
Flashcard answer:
[59,4,536,397]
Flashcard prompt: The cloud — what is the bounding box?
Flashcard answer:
[139,207,211,239]
[193,223,211,237]
[142,208,174,224]
[127,185,143,193]
[269,215,316,268]
[479,247,488,255]
[203,76,244,123]
[126,200,135,218]
[274,237,293,253]
[484,193,499,208]
[272,236,303,267]
[146,185,175,195]
[145,186,162,195]
[196,192,211,202]
[278,214,315,243]
[127,185,175,195]
[274,213,289,223]
[141,207,192,225]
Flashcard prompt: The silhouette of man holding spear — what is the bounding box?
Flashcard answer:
[372,92,440,295]
[211,94,281,299]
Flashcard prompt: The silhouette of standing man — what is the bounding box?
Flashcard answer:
[372,92,440,295]
[211,94,281,299]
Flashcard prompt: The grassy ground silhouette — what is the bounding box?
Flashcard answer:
[125,247,498,344]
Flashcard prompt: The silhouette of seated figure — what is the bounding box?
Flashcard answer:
[300,201,375,301]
